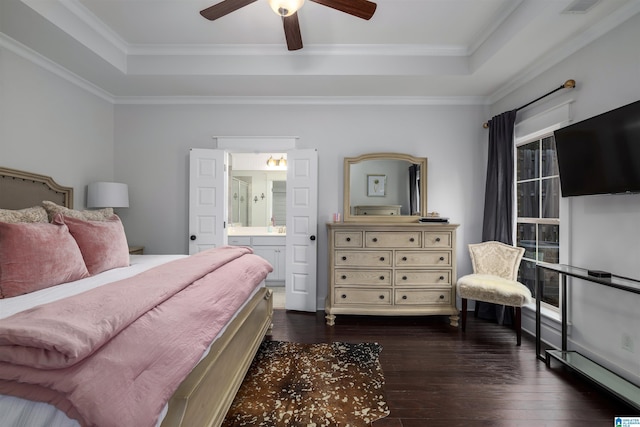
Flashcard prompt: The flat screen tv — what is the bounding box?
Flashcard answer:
[553,99,640,197]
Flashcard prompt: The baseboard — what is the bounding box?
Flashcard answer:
[522,305,562,349]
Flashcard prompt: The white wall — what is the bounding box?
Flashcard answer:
[114,103,488,310]
[491,13,640,384]
[0,46,115,207]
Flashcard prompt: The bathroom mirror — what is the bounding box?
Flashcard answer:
[343,153,427,222]
[230,170,287,227]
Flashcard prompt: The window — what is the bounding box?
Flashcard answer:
[516,135,560,308]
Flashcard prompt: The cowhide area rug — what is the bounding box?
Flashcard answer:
[222,340,390,427]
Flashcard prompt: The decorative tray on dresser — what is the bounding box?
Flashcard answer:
[326,222,459,326]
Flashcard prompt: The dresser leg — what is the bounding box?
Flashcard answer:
[325,313,336,326]
[449,313,459,327]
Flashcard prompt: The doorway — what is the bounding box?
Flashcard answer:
[188,147,318,312]
[229,153,287,308]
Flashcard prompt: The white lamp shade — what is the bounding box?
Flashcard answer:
[87,182,129,208]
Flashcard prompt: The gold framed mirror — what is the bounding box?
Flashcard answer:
[343,152,427,222]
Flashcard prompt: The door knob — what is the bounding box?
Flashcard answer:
[190,235,196,241]
[310,235,316,241]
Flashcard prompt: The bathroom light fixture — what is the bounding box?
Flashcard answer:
[266,155,277,167]
[268,0,305,17]
[278,156,287,167]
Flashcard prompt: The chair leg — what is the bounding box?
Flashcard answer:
[515,306,522,346]
[461,298,468,332]
[474,300,479,318]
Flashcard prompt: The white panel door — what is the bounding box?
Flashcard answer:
[285,149,318,312]
[188,149,227,254]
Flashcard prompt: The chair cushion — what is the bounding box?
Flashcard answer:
[457,274,532,307]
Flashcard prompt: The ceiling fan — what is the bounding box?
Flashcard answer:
[200,0,377,51]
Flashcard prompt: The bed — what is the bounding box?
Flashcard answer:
[0,166,274,427]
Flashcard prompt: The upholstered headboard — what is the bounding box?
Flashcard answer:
[0,167,73,209]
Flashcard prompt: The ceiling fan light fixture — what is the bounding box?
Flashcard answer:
[268,0,304,17]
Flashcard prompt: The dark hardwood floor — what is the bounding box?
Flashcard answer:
[267,309,636,427]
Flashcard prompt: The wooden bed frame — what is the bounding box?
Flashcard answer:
[0,166,274,427]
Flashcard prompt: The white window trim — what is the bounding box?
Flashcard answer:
[512,101,574,346]
[515,133,562,312]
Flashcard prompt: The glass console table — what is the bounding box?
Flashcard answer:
[535,263,640,411]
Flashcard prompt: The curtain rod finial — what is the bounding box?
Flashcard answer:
[564,79,576,89]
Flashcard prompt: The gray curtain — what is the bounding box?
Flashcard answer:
[477,110,517,323]
[482,110,517,243]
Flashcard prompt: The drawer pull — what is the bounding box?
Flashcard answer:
[372,237,378,242]
[379,276,385,280]
[341,275,347,280]
[409,237,415,242]
[346,237,351,242]
[402,276,407,280]
[402,295,407,300]
[342,256,347,261]
[402,256,407,261]
[341,294,347,299]
[379,257,385,261]
[439,256,445,261]
[435,237,441,242]
[379,295,385,300]
[439,276,445,281]
[439,295,445,299]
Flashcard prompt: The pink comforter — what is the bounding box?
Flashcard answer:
[0,246,272,427]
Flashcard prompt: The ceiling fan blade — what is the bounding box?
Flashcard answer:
[283,13,303,51]
[309,0,376,20]
[200,0,258,21]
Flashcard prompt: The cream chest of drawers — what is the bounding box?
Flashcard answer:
[326,222,459,326]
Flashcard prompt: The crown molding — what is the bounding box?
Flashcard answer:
[126,43,469,57]
[59,0,129,53]
[2,31,487,106]
[21,0,127,72]
[488,0,640,105]
[0,33,114,103]
[113,96,489,106]
[467,0,525,56]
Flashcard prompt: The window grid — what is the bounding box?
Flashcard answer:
[516,135,560,309]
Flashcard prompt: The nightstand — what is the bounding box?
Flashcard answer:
[128,246,144,255]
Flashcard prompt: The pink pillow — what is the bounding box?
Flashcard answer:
[0,221,90,298]
[57,214,129,275]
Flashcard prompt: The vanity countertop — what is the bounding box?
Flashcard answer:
[228,226,286,236]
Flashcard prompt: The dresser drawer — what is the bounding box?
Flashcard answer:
[424,231,452,248]
[354,205,401,216]
[335,250,392,267]
[394,289,451,305]
[365,231,421,248]
[334,288,391,305]
[395,250,451,267]
[335,269,391,285]
[394,270,451,286]
[334,231,363,248]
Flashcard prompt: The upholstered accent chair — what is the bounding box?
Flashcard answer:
[456,241,532,345]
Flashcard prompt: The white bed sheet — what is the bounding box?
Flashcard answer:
[0,255,186,320]
[0,254,265,427]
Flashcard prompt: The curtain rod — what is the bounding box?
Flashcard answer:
[482,79,576,128]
